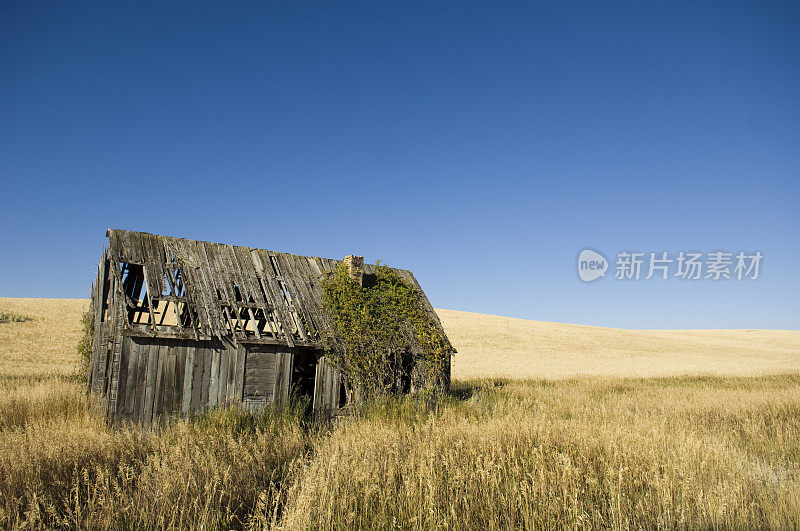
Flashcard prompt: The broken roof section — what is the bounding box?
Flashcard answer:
[103,229,450,351]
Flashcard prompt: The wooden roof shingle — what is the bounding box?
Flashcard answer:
[106,229,451,353]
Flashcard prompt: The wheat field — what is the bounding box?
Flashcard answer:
[440,309,800,380]
[4,297,796,381]
[1,297,800,529]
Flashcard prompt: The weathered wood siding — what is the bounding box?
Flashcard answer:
[107,337,294,426]
[313,356,343,417]
[241,345,293,410]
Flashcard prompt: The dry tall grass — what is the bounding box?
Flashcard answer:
[1,298,799,529]
[273,377,800,529]
[3,375,799,529]
[0,381,309,529]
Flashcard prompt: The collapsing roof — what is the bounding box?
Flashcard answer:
[97,229,451,353]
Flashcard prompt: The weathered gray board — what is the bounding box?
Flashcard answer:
[313,356,343,416]
[242,344,293,409]
[111,336,295,426]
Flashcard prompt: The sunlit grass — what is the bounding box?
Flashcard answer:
[2,298,799,528]
[2,374,799,529]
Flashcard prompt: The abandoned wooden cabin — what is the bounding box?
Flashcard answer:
[87,229,453,426]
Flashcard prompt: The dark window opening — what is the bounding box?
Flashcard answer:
[121,262,151,325]
[362,273,377,288]
[120,261,197,329]
[161,252,187,298]
[291,349,318,413]
[178,301,198,327]
[387,351,413,394]
[338,379,348,408]
[162,270,186,298]
[399,353,413,393]
[221,304,274,338]
[250,307,273,337]
[121,262,146,301]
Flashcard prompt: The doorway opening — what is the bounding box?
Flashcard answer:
[291,348,319,413]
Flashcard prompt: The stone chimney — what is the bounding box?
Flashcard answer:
[343,255,364,286]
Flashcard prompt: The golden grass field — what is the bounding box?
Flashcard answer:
[440,309,800,380]
[4,297,797,382]
[2,297,800,529]
[0,298,85,378]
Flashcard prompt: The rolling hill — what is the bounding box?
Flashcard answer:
[1,297,798,380]
[437,308,800,380]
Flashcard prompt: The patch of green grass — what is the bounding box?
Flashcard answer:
[0,310,32,324]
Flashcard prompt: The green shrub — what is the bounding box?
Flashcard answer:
[0,310,32,324]
[321,262,450,398]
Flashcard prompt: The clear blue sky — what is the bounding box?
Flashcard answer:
[1,2,798,329]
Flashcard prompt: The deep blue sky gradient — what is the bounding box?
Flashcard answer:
[1,2,798,329]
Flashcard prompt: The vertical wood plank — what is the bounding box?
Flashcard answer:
[201,344,212,408]
[162,343,177,416]
[133,339,147,425]
[273,348,283,403]
[192,346,206,412]
[225,344,234,403]
[278,350,293,404]
[124,338,140,418]
[218,343,230,405]
[209,343,220,407]
[182,345,195,416]
[152,342,166,422]
[114,337,131,418]
[174,344,186,415]
[325,362,334,409]
[333,369,341,410]
[313,357,324,412]
[143,342,159,427]
[234,344,246,404]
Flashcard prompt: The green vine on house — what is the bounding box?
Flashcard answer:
[320,262,450,398]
